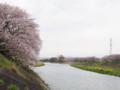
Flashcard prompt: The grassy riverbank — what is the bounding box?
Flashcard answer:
[36,62,45,67]
[0,53,39,78]
[71,62,120,77]
[0,53,50,90]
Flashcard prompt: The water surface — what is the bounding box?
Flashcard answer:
[33,63,120,90]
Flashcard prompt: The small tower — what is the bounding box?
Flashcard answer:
[110,38,112,55]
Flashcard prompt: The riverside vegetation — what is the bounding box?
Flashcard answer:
[0,3,49,90]
[36,62,45,67]
[0,53,49,90]
[69,54,120,77]
[71,62,120,77]
[0,3,51,90]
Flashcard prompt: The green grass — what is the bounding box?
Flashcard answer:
[0,53,50,89]
[0,79,4,85]
[8,85,19,90]
[0,54,20,72]
[35,62,45,67]
[0,53,40,79]
[71,64,120,77]
[24,87,28,90]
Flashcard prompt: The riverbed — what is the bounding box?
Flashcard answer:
[33,63,120,90]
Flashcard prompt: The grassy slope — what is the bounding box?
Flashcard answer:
[71,62,120,77]
[0,53,50,90]
[0,53,40,79]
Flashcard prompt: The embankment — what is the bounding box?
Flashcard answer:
[71,62,120,77]
[0,53,50,90]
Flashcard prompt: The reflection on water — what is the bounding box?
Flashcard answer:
[33,63,120,90]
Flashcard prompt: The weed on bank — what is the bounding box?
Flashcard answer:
[71,64,120,77]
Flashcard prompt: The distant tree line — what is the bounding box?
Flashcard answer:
[41,55,68,63]
[41,54,120,63]
[101,54,120,62]
[68,54,120,63]
[68,57,100,62]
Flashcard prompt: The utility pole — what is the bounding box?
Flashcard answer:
[110,38,112,55]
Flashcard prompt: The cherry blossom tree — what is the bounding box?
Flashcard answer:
[111,54,120,62]
[0,3,42,66]
[102,54,120,62]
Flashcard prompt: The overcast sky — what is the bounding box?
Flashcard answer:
[1,0,120,58]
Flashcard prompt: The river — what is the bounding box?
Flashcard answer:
[33,63,120,90]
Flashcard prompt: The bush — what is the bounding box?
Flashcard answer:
[103,69,113,73]
[94,67,103,72]
[35,62,45,67]
[0,79,4,85]
[8,85,19,90]
[24,87,28,90]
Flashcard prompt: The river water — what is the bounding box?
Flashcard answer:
[33,63,120,90]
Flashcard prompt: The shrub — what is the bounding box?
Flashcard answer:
[0,79,4,85]
[78,65,83,68]
[24,87,28,90]
[103,69,113,73]
[35,62,45,67]
[8,85,19,90]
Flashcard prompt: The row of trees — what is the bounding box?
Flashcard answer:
[68,57,100,62]
[0,3,42,66]
[41,55,68,63]
[41,54,120,63]
[102,54,120,62]
[68,54,120,63]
